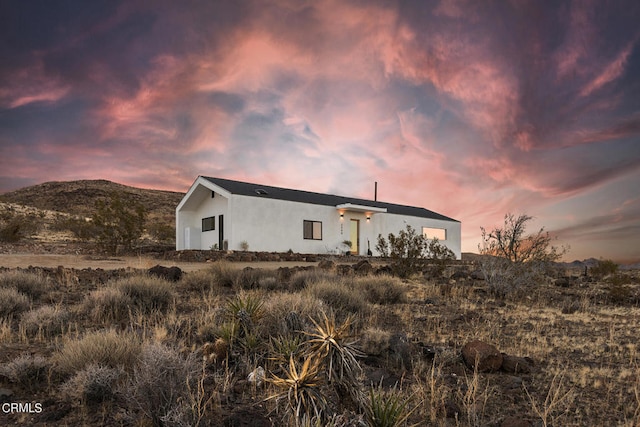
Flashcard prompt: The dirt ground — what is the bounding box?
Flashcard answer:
[0,253,319,271]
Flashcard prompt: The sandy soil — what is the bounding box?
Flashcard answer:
[0,253,319,272]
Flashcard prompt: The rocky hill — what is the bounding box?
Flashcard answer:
[0,180,184,252]
[0,180,184,221]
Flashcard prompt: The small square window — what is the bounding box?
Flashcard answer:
[303,220,322,240]
[202,217,215,232]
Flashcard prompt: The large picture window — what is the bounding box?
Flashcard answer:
[202,216,215,232]
[303,220,322,240]
[422,227,446,240]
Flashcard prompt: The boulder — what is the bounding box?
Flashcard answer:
[501,354,533,374]
[337,264,352,276]
[461,340,503,372]
[318,259,335,270]
[148,265,183,282]
[353,260,373,275]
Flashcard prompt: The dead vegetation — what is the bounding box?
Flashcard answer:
[0,261,639,426]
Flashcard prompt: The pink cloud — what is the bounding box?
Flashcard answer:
[580,39,637,97]
[1,63,70,109]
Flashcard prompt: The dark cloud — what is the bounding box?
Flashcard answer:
[1,0,639,261]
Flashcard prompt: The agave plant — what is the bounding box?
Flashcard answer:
[268,355,328,425]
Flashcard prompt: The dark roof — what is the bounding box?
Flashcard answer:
[201,176,459,222]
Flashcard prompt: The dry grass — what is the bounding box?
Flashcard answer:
[52,329,142,376]
[1,263,639,426]
[0,270,50,300]
[0,287,30,319]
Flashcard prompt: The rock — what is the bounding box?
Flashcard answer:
[501,355,533,374]
[0,388,13,403]
[461,340,503,372]
[337,264,352,276]
[374,265,393,275]
[389,333,414,369]
[353,260,373,275]
[318,259,335,270]
[148,265,183,282]
[470,270,485,280]
[277,267,292,282]
[247,366,265,387]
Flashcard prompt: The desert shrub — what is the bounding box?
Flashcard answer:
[208,261,240,288]
[289,269,339,292]
[478,213,567,296]
[61,364,124,406]
[128,343,199,427]
[51,215,97,239]
[257,276,282,291]
[306,278,367,315]
[607,274,632,304]
[53,329,141,376]
[82,287,132,323]
[148,222,175,244]
[91,192,146,254]
[0,214,39,242]
[113,275,175,313]
[360,328,392,356]
[0,270,49,300]
[0,287,30,318]
[0,354,49,391]
[20,305,69,339]
[262,293,326,337]
[234,267,278,290]
[376,225,454,278]
[590,259,619,279]
[353,276,406,305]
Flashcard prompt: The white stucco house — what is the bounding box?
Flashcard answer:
[176,176,461,259]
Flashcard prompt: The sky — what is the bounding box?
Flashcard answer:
[1,0,639,263]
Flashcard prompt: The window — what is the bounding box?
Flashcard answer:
[422,227,446,240]
[303,220,322,240]
[202,217,215,232]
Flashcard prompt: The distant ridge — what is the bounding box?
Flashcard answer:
[0,179,184,221]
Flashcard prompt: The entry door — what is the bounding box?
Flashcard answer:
[350,219,359,254]
[218,215,224,249]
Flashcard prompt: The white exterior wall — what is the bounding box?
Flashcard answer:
[177,181,461,258]
[176,185,228,250]
[228,196,342,253]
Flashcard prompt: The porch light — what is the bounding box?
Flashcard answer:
[366,216,370,222]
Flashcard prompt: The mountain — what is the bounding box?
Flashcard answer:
[0,180,184,222]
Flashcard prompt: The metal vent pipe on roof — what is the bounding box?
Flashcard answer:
[374,181,377,201]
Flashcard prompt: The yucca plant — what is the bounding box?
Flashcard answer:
[268,355,328,426]
[269,335,304,365]
[305,312,362,385]
[224,292,264,335]
[305,312,363,409]
[364,381,417,427]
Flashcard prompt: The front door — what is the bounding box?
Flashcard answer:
[350,219,359,255]
[218,215,224,250]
